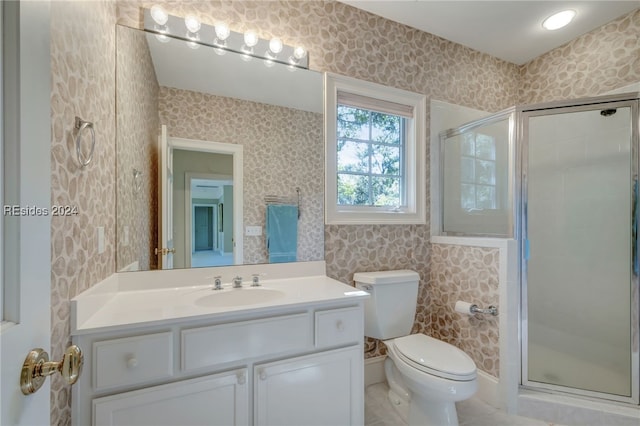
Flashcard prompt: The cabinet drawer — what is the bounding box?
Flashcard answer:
[182,313,312,372]
[315,307,362,348]
[93,332,173,391]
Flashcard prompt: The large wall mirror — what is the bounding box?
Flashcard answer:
[116,25,324,272]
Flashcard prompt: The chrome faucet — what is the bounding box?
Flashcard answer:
[213,276,223,290]
[232,276,243,288]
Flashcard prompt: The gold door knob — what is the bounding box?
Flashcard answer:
[20,345,83,395]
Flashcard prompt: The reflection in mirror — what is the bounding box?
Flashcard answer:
[116,25,324,272]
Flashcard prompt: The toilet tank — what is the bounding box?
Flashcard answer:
[354,270,420,340]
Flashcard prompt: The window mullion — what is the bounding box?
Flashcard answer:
[367,112,374,205]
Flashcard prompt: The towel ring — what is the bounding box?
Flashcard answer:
[74,116,95,167]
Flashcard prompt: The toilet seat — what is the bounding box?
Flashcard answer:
[390,334,476,381]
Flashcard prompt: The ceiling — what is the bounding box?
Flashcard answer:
[340,1,639,65]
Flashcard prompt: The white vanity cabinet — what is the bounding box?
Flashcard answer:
[72,302,365,426]
[93,369,249,426]
[254,346,362,425]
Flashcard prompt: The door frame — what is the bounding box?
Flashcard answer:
[172,137,243,265]
[519,96,640,405]
[184,172,232,267]
[1,1,52,424]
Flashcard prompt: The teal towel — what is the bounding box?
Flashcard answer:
[266,204,298,263]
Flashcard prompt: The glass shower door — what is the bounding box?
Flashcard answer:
[523,101,636,400]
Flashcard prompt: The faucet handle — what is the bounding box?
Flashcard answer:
[213,276,223,290]
[251,273,263,287]
[232,276,243,288]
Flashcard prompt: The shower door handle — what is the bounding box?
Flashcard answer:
[633,176,638,276]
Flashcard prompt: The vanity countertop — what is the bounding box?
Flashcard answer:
[71,268,368,335]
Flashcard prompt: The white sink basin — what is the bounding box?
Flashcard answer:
[195,288,286,308]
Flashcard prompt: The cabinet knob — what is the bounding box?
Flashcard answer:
[259,370,267,380]
[127,357,138,368]
[336,320,345,331]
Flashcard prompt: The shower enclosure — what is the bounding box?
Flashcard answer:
[440,92,639,406]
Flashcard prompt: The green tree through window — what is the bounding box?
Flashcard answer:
[336,105,405,206]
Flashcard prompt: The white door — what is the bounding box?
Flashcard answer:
[93,370,249,426]
[254,347,363,426]
[157,125,174,269]
[0,1,52,424]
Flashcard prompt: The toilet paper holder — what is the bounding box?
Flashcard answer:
[470,304,498,316]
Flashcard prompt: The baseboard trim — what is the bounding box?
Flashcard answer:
[365,355,387,387]
[476,370,500,408]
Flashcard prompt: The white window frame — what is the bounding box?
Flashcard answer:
[325,73,426,225]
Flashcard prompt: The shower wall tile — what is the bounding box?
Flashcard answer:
[428,243,501,377]
[158,87,325,264]
[519,8,640,104]
[50,1,117,425]
[115,26,160,272]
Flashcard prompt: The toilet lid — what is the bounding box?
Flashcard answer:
[393,334,476,380]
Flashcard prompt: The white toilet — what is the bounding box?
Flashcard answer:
[354,270,477,426]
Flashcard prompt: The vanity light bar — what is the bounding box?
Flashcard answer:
[143,8,309,69]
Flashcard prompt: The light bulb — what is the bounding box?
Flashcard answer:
[184,15,201,33]
[187,41,199,50]
[150,5,168,26]
[186,32,200,43]
[244,30,258,47]
[542,10,576,30]
[293,46,306,59]
[215,22,230,41]
[155,34,170,43]
[269,38,283,54]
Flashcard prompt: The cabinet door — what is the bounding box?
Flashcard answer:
[93,370,248,426]
[254,346,363,426]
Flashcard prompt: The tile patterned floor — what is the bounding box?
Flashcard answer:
[365,383,558,426]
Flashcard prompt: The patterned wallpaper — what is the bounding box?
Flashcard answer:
[50,1,116,425]
[158,87,325,264]
[519,8,640,104]
[428,244,501,377]
[117,0,522,361]
[49,2,639,423]
[115,25,160,272]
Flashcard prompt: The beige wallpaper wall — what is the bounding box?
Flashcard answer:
[429,244,501,377]
[158,87,325,264]
[49,1,639,424]
[519,8,640,104]
[117,0,522,360]
[50,1,116,424]
[115,25,160,272]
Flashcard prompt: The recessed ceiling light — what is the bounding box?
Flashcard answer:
[542,10,576,30]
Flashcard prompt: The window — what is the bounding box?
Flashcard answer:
[325,74,426,224]
[337,106,405,207]
[440,111,513,237]
[460,132,497,211]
